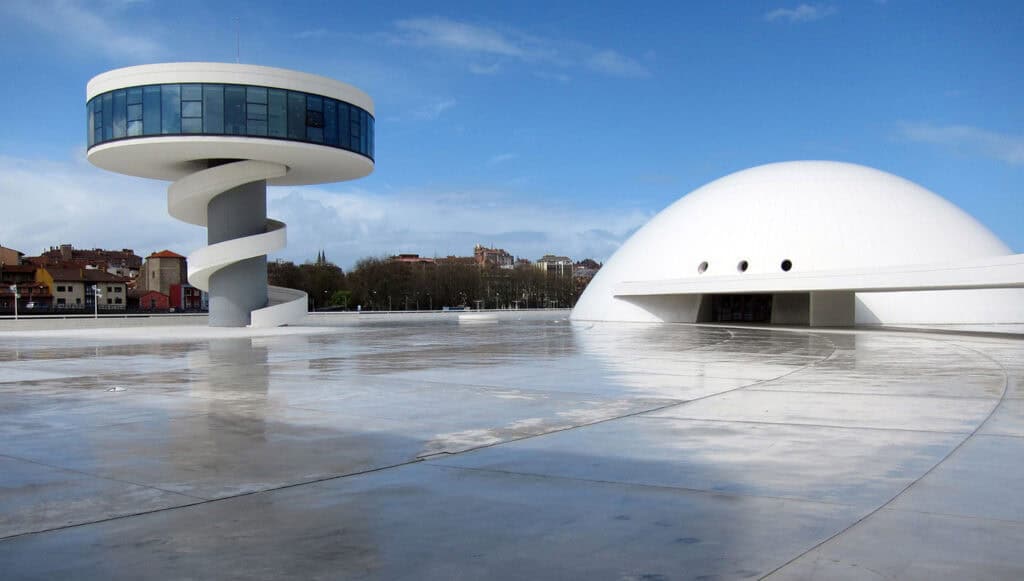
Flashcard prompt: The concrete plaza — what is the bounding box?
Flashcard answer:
[1,312,1022,579]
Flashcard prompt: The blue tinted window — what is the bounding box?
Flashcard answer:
[203,85,224,134]
[247,108,267,136]
[246,87,268,137]
[181,84,202,101]
[349,105,361,152]
[101,93,112,140]
[324,99,338,146]
[247,103,267,121]
[182,85,202,135]
[364,109,372,154]
[142,86,161,135]
[268,89,286,137]
[89,83,373,160]
[306,95,324,142]
[182,118,203,133]
[161,85,180,134]
[182,101,202,118]
[338,103,350,148]
[112,90,127,138]
[94,103,102,145]
[246,86,267,104]
[224,86,246,135]
[287,92,305,140]
[368,115,374,159]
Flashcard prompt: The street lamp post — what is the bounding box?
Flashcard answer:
[92,284,101,319]
[10,285,18,321]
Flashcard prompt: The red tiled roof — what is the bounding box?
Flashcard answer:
[82,270,129,283]
[148,250,185,259]
[0,265,36,273]
[45,267,84,281]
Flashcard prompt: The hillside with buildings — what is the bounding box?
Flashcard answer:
[1,242,600,314]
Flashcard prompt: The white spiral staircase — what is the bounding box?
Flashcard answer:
[167,160,308,327]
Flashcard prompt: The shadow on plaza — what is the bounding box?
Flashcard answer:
[0,326,882,580]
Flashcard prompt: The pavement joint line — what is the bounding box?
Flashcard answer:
[880,505,1024,527]
[422,462,867,510]
[411,333,838,459]
[758,338,1015,580]
[315,374,662,402]
[0,391,685,542]
[973,432,1024,440]
[743,387,1002,401]
[630,415,976,436]
[623,332,840,418]
[0,451,207,502]
[0,456,429,543]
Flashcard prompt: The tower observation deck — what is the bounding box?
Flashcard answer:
[86,62,374,326]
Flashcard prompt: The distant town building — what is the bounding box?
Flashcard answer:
[136,290,170,311]
[474,245,514,269]
[0,264,51,312]
[436,255,477,267]
[0,245,24,267]
[25,244,142,278]
[536,254,574,276]
[138,250,188,295]
[169,283,206,311]
[36,266,127,310]
[573,259,602,280]
[390,253,436,265]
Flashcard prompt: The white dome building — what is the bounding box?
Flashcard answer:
[572,161,1024,327]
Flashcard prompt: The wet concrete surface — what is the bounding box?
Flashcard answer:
[0,315,1022,579]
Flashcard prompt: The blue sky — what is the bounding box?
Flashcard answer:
[0,1,1021,268]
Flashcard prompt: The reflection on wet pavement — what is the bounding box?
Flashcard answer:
[0,316,1022,579]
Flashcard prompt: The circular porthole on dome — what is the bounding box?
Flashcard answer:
[737,260,749,272]
[698,261,708,274]
[781,259,792,272]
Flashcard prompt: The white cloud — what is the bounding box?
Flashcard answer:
[468,62,502,75]
[764,4,837,23]
[586,50,650,78]
[534,71,572,83]
[899,122,1024,165]
[486,153,518,167]
[394,17,529,58]
[411,99,457,121]
[2,0,163,60]
[388,16,649,79]
[267,186,650,268]
[0,154,648,270]
[293,28,328,40]
[0,154,202,258]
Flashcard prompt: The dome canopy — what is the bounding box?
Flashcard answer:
[573,161,1016,324]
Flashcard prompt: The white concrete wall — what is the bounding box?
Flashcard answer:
[572,161,1022,326]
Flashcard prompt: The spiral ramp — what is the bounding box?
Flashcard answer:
[168,160,308,328]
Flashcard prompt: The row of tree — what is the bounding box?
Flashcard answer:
[267,256,597,311]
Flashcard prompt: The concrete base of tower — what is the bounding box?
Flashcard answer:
[206,179,269,327]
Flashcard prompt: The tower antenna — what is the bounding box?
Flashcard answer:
[234,17,240,63]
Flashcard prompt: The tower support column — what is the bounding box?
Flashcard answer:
[206,180,268,327]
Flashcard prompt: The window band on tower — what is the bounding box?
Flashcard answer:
[88,83,375,161]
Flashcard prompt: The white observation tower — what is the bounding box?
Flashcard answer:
[86,63,374,327]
